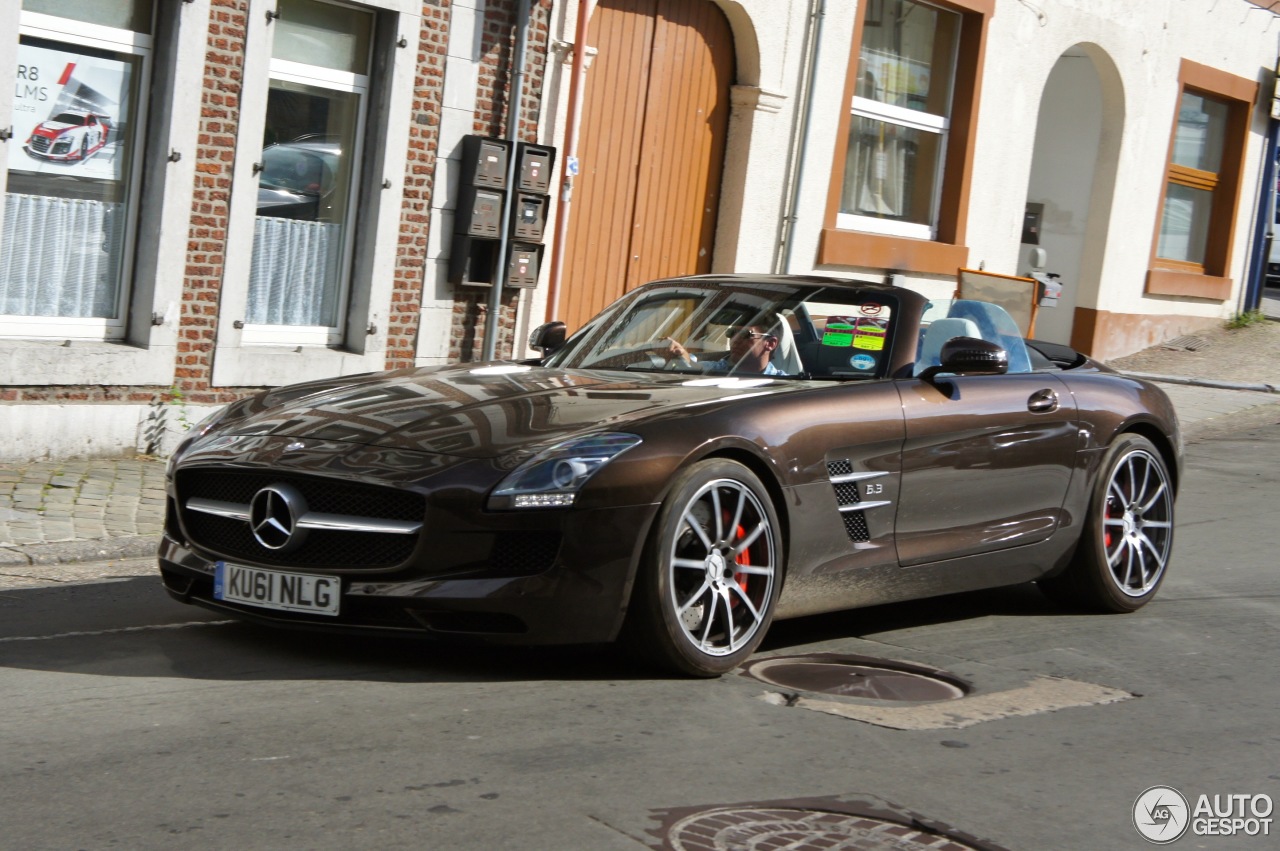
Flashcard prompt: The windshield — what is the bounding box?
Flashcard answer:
[544,279,901,380]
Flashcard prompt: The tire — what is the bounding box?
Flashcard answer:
[623,459,782,677]
[1040,434,1174,612]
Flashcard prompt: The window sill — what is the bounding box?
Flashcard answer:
[0,338,175,386]
[211,342,385,388]
[819,228,969,276]
[1144,268,1232,301]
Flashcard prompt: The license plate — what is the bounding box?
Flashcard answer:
[214,562,341,616]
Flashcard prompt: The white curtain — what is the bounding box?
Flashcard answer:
[0,192,121,318]
[247,216,342,326]
[850,132,908,218]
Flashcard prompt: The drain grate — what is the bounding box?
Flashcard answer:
[743,654,968,702]
[1161,334,1211,351]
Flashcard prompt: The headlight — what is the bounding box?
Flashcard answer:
[488,433,642,510]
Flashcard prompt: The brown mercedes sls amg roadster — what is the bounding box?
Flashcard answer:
[159,275,1180,676]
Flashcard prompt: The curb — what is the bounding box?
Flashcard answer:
[0,536,158,567]
[1121,372,1280,394]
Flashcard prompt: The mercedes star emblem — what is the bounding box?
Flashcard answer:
[249,483,309,551]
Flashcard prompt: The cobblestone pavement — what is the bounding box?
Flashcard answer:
[2,307,1278,577]
[0,457,166,563]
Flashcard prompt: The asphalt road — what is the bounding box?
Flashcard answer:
[2,424,1278,851]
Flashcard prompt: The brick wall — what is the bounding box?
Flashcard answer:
[184,0,249,406]
[386,2,450,370]
[5,0,551,406]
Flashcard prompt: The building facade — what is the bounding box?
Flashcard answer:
[1,0,1276,458]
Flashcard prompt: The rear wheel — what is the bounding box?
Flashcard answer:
[1041,434,1174,612]
[623,459,781,677]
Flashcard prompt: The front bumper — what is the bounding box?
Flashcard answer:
[158,499,659,645]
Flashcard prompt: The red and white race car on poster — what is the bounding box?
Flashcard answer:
[25,111,110,162]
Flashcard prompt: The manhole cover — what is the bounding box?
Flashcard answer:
[743,654,968,702]
[659,805,1005,851]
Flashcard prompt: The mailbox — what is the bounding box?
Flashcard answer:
[517,144,555,193]
[448,136,557,288]
[459,135,511,190]
[450,236,497,287]
[506,243,543,288]
[511,192,549,241]
[457,187,505,238]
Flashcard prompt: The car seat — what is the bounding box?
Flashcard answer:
[770,316,804,375]
[913,317,981,376]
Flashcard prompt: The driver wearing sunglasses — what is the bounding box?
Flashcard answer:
[666,322,783,375]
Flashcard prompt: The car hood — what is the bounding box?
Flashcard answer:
[31,123,69,137]
[214,363,802,459]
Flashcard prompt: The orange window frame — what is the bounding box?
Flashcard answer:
[1146,60,1257,301]
[819,0,993,276]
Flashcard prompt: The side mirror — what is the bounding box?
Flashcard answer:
[919,337,1008,382]
[529,321,566,356]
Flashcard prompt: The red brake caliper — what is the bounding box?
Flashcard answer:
[1104,498,1115,549]
[733,523,750,595]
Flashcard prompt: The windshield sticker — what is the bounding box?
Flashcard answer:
[860,303,883,316]
[820,317,859,347]
[852,317,888,351]
[849,353,876,371]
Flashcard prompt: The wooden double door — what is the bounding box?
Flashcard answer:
[561,0,735,332]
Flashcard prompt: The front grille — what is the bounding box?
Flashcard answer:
[175,469,424,570]
[30,136,50,153]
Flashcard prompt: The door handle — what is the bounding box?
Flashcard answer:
[1028,389,1059,413]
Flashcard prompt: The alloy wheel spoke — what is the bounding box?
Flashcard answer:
[1120,543,1137,588]
[728,488,747,544]
[682,507,714,553]
[1139,481,1168,514]
[709,488,725,544]
[1107,538,1127,569]
[730,582,763,624]
[673,557,707,571]
[699,585,726,649]
[1137,458,1153,506]
[1137,532,1167,568]
[733,521,767,556]
[717,587,740,651]
[733,563,773,576]
[676,578,712,620]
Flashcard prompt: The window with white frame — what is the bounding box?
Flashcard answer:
[1,0,152,339]
[838,0,959,240]
[244,0,372,347]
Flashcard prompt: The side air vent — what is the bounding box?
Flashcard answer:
[825,458,891,545]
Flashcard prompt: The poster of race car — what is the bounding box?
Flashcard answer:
[10,41,133,181]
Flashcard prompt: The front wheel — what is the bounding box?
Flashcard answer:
[623,459,782,677]
[1040,434,1174,612]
